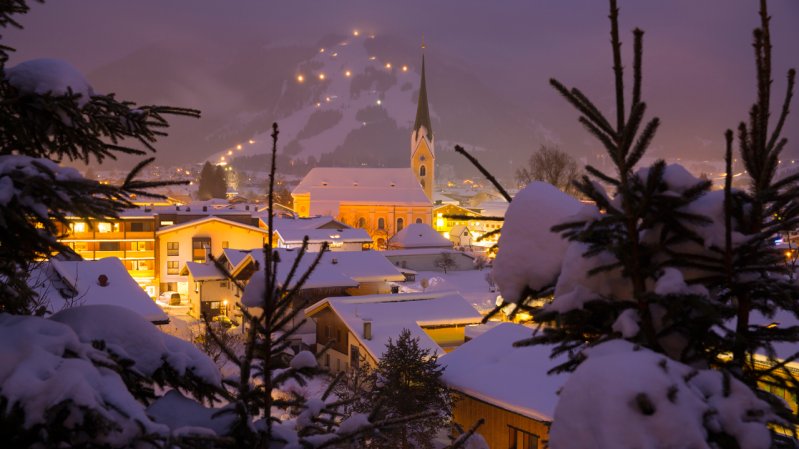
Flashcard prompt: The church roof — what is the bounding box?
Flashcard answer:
[292,167,430,212]
[413,54,433,141]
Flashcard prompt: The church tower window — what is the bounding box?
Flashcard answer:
[377,217,385,230]
[397,218,404,232]
[419,165,426,177]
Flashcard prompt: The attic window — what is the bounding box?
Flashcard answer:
[322,182,328,187]
[390,182,396,187]
[353,182,359,186]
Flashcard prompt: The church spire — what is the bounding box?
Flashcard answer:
[413,53,433,141]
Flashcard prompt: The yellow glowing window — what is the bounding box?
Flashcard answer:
[97,222,112,233]
[73,222,87,233]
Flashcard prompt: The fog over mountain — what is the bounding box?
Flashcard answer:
[6,1,798,179]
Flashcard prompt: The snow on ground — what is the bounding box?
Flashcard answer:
[403,269,497,313]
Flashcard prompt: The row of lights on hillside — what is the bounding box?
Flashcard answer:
[295,29,409,87]
[219,139,256,164]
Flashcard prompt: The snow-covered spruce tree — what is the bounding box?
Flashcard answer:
[0,0,199,313]
[201,124,435,449]
[488,0,797,447]
[362,329,452,449]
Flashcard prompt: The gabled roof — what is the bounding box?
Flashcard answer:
[268,216,348,233]
[30,258,168,324]
[388,223,452,249]
[305,291,482,361]
[277,227,372,245]
[439,323,568,422]
[155,216,269,235]
[180,262,225,281]
[292,168,430,211]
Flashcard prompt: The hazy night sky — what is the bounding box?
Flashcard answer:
[5,1,799,169]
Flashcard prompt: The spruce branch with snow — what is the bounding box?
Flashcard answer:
[0,0,199,312]
[481,0,799,447]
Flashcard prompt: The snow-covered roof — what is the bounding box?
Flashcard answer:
[383,248,473,258]
[118,201,261,218]
[256,248,405,284]
[180,262,225,281]
[305,291,482,360]
[277,227,372,245]
[388,223,452,249]
[155,216,268,235]
[439,322,567,422]
[293,168,430,212]
[30,258,168,324]
[268,216,347,233]
[220,248,251,269]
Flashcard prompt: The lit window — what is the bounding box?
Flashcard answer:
[167,242,179,256]
[167,261,179,275]
[73,222,86,233]
[97,222,112,233]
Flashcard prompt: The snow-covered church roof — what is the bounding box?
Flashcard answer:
[292,167,430,215]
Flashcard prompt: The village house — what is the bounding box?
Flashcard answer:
[439,322,567,449]
[304,291,482,373]
[30,257,169,324]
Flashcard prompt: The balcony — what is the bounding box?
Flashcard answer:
[125,232,154,240]
[129,270,155,279]
[95,231,125,240]
[124,250,154,259]
[93,251,125,259]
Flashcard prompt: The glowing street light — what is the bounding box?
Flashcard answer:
[248,139,255,144]
[345,70,352,77]
[402,65,408,72]
[236,144,242,150]
[296,74,304,83]
[353,30,360,36]
[376,99,382,105]
[227,150,233,156]
[318,73,326,81]
[319,48,325,53]
[385,62,392,69]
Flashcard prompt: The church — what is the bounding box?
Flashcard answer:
[292,55,435,249]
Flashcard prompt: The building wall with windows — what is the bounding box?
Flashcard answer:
[335,204,432,249]
[156,218,267,298]
[451,394,548,449]
[56,216,158,296]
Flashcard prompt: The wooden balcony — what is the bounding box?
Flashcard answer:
[124,250,154,259]
[93,251,125,259]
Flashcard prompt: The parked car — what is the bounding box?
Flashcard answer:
[159,291,182,306]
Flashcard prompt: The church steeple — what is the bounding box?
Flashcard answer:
[411,50,435,202]
[413,54,433,143]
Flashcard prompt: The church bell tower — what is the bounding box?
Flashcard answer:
[411,53,435,201]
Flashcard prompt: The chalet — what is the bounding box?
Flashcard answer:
[304,291,482,373]
[439,323,567,449]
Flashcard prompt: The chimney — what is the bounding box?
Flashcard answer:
[331,258,338,265]
[203,206,208,212]
[245,205,250,211]
[176,206,180,211]
[363,320,372,340]
[97,274,109,287]
[186,207,191,212]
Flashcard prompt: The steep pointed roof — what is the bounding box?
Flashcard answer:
[413,54,433,141]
